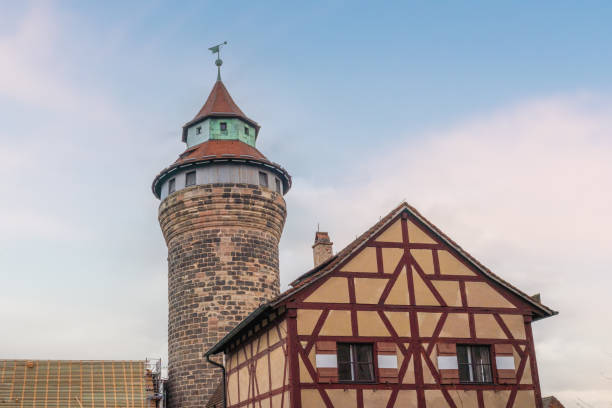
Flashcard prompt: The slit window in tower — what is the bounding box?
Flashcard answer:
[275,178,281,193]
[244,126,249,135]
[259,172,268,188]
[196,126,201,135]
[220,122,227,132]
[185,171,196,187]
[168,178,176,194]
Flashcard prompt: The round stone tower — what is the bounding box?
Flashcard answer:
[152,77,291,408]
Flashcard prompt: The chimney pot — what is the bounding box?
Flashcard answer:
[312,231,333,267]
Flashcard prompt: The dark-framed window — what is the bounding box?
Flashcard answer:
[244,126,249,135]
[337,343,375,382]
[196,126,201,135]
[259,172,268,188]
[168,178,176,194]
[457,345,493,384]
[220,122,227,131]
[275,178,281,193]
[185,171,196,187]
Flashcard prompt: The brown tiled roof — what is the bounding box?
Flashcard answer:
[194,80,246,120]
[0,360,156,407]
[175,140,267,166]
[151,139,292,198]
[182,80,259,141]
[542,396,565,408]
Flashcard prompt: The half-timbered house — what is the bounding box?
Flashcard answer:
[205,202,557,408]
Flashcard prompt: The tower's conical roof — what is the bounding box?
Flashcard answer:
[182,80,259,141]
[194,80,246,119]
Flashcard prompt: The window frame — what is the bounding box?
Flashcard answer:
[336,343,376,383]
[196,126,202,135]
[244,126,249,135]
[258,171,269,188]
[275,178,282,194]
[457,344,493,385]
[220,122,227,132]
[168,178,176,194]
[185,171,196,187]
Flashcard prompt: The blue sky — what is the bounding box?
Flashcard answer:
[1,2,612,407]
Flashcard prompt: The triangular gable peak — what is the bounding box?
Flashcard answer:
[282,202,555,320]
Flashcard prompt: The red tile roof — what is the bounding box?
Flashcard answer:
[542,396,565,408]
[151,139,292,198]
[194,80,246,120]
[175,140,268,165]
[182,80,259,141]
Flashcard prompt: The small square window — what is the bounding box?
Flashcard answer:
[244,127,249,135]
[168,178,176,194]
[259,172,268,188]
[185,171,196,187]
[337,343,374,382]
[196,126,201,135]
[275,178,281,193]
[220,122,227,131]
[457,345,493,384]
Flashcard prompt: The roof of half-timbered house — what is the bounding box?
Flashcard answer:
[206,202,556,356]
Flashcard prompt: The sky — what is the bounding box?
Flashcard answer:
[1,1,611,407]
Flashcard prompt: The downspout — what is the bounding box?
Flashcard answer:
[206,354,226,408]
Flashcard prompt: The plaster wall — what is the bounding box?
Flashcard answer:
[225,320,288,408]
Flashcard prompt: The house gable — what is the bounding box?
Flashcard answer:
[288,207,549,408]
[297,211,535,314]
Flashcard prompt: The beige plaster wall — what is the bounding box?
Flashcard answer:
[340,247,378,273]
[225,320,288,408]
[304,277,350,303]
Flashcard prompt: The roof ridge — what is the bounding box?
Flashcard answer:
[276,201,555,318]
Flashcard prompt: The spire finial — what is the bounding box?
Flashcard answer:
[208,41,228,81]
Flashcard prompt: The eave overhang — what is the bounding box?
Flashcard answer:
[151,154,292,199]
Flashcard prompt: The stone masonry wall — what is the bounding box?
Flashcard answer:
[158,183,287,408]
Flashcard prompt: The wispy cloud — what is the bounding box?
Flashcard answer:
[281,95,612,407]
[0,5,117,119]
[1,3,611,407]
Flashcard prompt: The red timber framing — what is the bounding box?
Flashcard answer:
[209,203,555,408]
[284,209,553,408]
[224,314,290,408]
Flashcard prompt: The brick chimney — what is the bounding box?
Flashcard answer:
[312,231,333,267]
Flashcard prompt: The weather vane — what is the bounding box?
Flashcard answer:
[208,41,228,81]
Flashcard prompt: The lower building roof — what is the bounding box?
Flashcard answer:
[0,360,156,408]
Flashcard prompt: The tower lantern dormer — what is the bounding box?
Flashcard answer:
[181,79,260,148]
[152,78,291,201]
